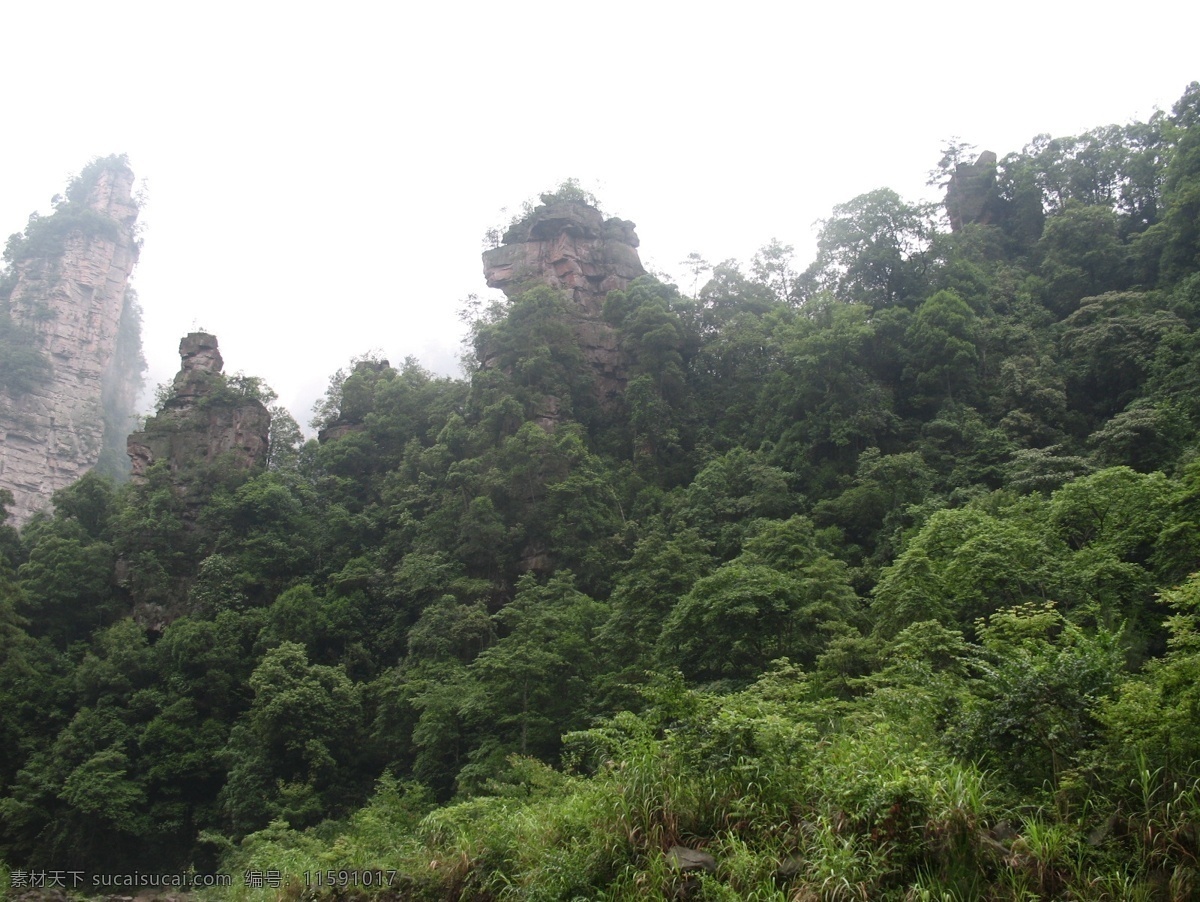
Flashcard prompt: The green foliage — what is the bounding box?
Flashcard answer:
[595,521,713,694]
[813,447,935,573]
[951,602,1125,795]
[221,642,364,836]
[750,237,798,301]
[1037,204,1129,314]
[0,309,52,394]
[763,298,903,483]
[674,448,798,559]
[2,154,136,267]
[460,573,606,784]
[309,352,391,432]
[658,517,858,681]
[501,178,603,239]
[802,187,935,309]
[904,289,980,406]
[1060,290,1185,423]
[873,468,1172,651]
[1102,573,1200,779]
[1157,82,1200,286]
[16,521,121,645]
[871,498,1048,637]
[471,286,598,425]
[4,88,1200,895]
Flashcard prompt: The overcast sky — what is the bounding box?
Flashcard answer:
[1,2,1197,428]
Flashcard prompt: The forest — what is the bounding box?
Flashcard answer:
[3,82,1200,899]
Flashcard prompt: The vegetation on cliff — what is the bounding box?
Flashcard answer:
[4,87,1200,898]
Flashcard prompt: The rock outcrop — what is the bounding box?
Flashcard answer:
[316,358,393,443]
[0,157,144,526]
[945,150,1000,231]
[484,201,645,314]
[482,198,646,408]
[127,332,270,485]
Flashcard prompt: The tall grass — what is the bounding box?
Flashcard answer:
[220,665,1200,900]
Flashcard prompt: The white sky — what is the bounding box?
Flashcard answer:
[1,2,1196,429]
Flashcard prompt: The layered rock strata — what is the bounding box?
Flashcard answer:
[0,160,143,526]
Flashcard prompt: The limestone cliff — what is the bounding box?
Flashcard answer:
[482,198,645,407]
[127,333,270,486]
[0,156,144,526]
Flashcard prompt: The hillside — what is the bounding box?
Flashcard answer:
[3,83,1200,899]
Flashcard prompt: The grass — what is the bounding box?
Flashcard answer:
[215,666,1200,901]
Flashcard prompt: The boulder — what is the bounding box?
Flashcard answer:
[667,845,717,873]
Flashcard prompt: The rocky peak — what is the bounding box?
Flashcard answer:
[481,199,646,413]
[127,332,270,482]
[81,163,139,229]
[0,156,144,526]
[483,200,645,315]
[171,331,225,400]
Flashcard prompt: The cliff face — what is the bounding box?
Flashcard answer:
[482,199,646,406]
[127,332,270,485]
[0,157,144,526]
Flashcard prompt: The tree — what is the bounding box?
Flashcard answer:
[903,289,980,406]
[310,353,392,432]
[658,517,858,682]
[220,642,363,835]
[813,447,935,570]
[802,188,934,309]
[206,470,323,603]
[871,499,1050,638]
[470,286,595,425]
[596,522,713,685]
[1037,204,1129,315]
[750,238,797,302]
[462,573,605,785]
[674,449,797,560]
[17,525,120,645]
[1047,466,1171,653]
[1156,83,1200,286]
[951,602,1124,794]
[765,299,903,482]
[1059,291,1184,423]
[679,251,711,297]
[50,473,117,540]
[1101,572,1200,788]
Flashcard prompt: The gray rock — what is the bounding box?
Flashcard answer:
[667,845,717,874]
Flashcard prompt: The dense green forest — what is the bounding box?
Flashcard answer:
[4,84,1200,899]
